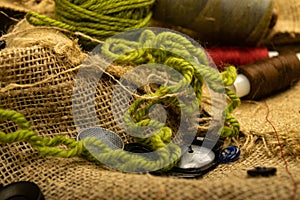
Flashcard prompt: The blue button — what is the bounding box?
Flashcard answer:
[218,146,240,163]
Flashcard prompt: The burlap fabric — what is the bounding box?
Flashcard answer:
[0,2,300,200]
[0,0,54,17]
[0,25,299,200]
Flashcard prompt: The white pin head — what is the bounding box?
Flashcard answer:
[268,51,279,58]
[296,53,300,61]
[230,74,251,98]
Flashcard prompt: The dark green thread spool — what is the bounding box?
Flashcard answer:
[153,0,274,45]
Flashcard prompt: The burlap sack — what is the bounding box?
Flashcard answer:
[0,0,54,17]
[0,2,299,200]
[0,25,299,200]
[0,0,55,37]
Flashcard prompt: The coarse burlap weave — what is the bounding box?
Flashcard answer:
[0,0,54,17]
[0,1,299,200]
[0,25,299,200]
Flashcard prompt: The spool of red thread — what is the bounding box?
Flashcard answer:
[205,47,270,68]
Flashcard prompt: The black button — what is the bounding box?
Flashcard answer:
[124,143,152,153]
[0,181,44,200]
[247,166,277,177]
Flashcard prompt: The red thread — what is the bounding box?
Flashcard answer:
[205,47,269,70]
[264,100,298,200]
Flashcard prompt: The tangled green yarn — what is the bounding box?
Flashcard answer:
[25,0,155,41]
[0,30,240,172]
[101,29,241,139]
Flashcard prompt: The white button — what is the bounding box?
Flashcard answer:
[177,145,215,169]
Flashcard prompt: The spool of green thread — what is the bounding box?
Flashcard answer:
[153,0,275,45]
[26,0,155,47]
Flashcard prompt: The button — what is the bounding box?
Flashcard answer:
[151,144,218,178]
[0,181,44,200]
[247,166,277,177]
[124,143,152,153]
[0,40,5,50]
[218,146,240,163]
[124,143,159,161]
[177,145,215,169]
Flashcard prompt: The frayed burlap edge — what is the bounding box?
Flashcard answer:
[227,80,300,161]
[0,0,55,17]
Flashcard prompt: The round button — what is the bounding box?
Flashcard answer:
[0,181,44,200]
[151,144,219,178]
[124,143,152,153]
[218,146,240,163]
[177,145,215,169]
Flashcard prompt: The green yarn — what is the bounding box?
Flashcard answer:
[0,109,180,172]
[0,109,84,158]
[25,0,155,41]
[101,29,240,138]
[0,29,240,172]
